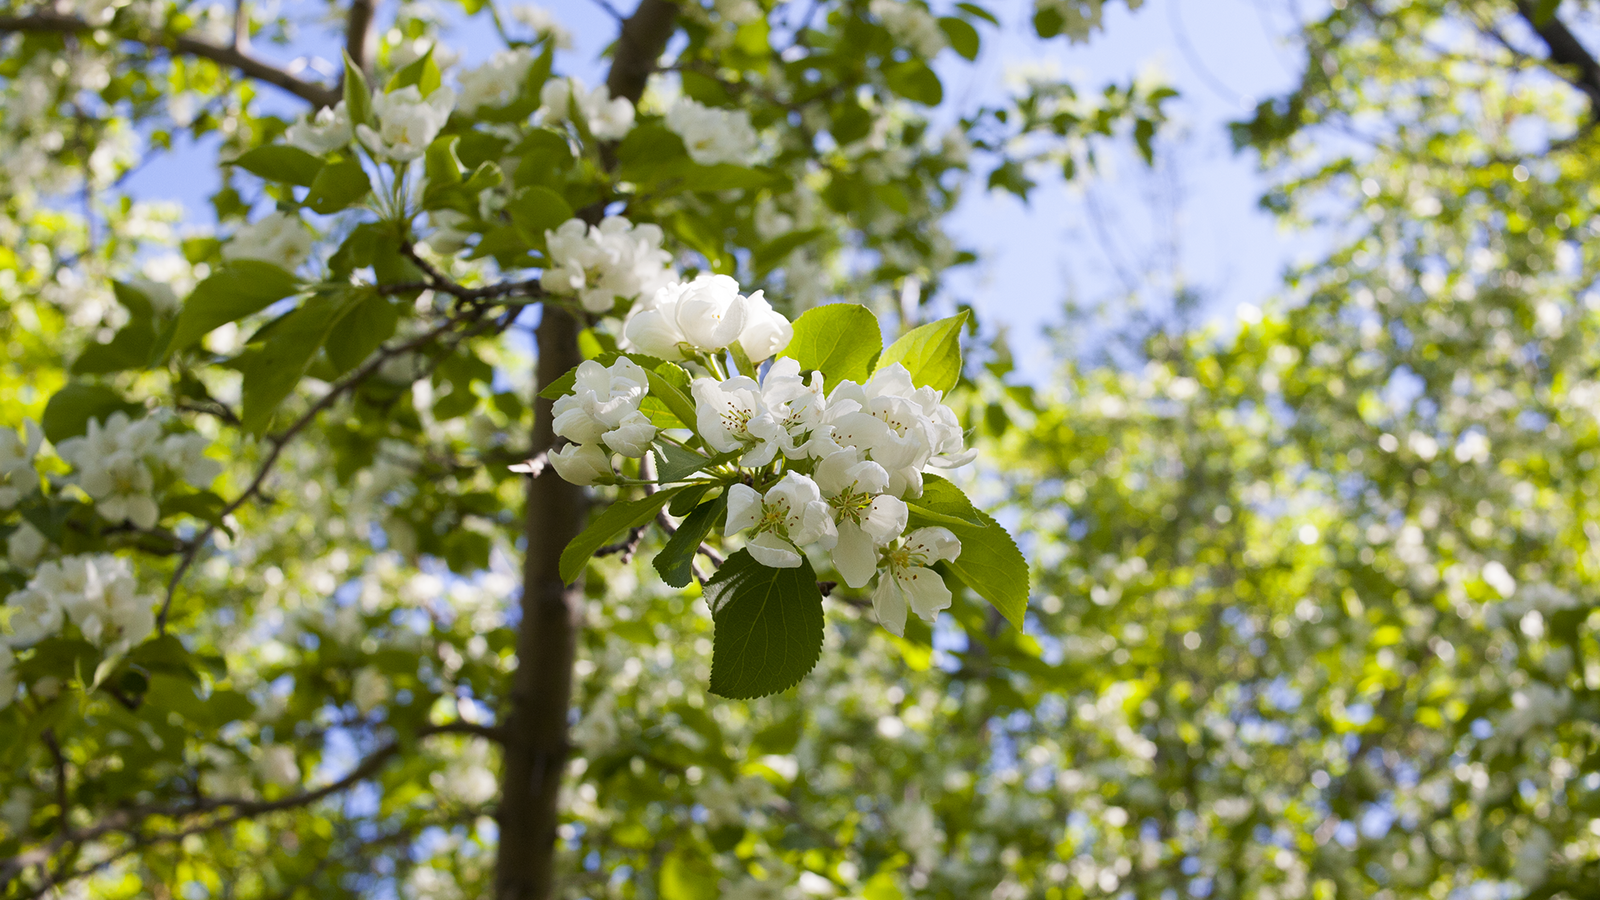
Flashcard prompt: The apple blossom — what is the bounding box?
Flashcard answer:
[814,449,908,588]
[284,101,352,155]
[0,420,42,509]
[458,49,533,113]
[221,211,314,271]
[541,216,674,313]
[539,77,634,141]
[870,526,961,636]
[724,474,836,568]
[548,442,613,486]
[664,97,762,166]
[357,85,457,162]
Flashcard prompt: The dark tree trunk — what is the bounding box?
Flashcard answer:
[495,3,678,897]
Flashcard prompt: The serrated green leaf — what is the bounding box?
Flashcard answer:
[305,158,371,214]
[166,261,302,357]
[654,493,727,588]
[906,474,1028,630]
[876,310,968,393]
[232,145,325,186]
[559,487,688,583]
[782,304,882,386]
[706,550,825,699]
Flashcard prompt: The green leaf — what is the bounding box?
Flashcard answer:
[559,487,688,583]
[884,60,943,105]
[424,135,463,188]
[166,261,301,356]
[782,304,882,386]
[343,52,374,127]
[616,123,688,184]
[237,293,357,433]
[706,550,825,699]
[325,290,399,375]
[655,492,727,588]
[232,145,324,186]
[41,384,143,443]
[659,851,719,900]
[508,185,575,247]
[640,362,693,429]
[676,164,782,192]
[939,16,980,60]
[304,158,371,214]
[386,45,441,96]
[74,299,157,375]
[905,474,1029,630]
[645,367,699,431]
[753,228,827,276]
[876,310,968,393]
[654,443,715,483]
[956,2,999,25]
[1533,0,1561,24]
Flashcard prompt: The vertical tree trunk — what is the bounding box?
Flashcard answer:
[496,5,678,897]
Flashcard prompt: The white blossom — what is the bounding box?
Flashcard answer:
[357,85,457,161]
[539,77,634,141]
[0,420,42,509]
[551,358,652,448]
[664,97,761,166]
[162,432,223,488]
[725,473,836,568]
[5,554,154,652]
[509,5,573,48]
[548,442,613,486]
[814,448,907,588]
[869,0,948,58]
[352,666,391,714]
[820,363,973,498]
[458,49,533,113]
[7,521,49,570]
[284,101,352,155]
[541,217,674,313]
[80,452,159,529]
[623,274,757,360]
[738,290,794,361]
[258,745,301,787]
[870,526,960,635]
[222,211,314,271]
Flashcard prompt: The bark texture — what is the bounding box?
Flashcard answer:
[495,3,679,897]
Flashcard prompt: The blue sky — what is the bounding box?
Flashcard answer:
[124,0,1319,377]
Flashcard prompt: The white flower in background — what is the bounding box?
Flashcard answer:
[714,0,764,25]
[551,358,651,445]
[664,97,761,166]
[0,645,15,710]
[161,433,222,488]
[539,77,634,141]
[624,274,760,360]
[0,420,43,509]
[509,4,573,47]
[79,452,158,529]
[870,526,960,635]
[571,690,619,754]
[432,737,499,805]
[725,473,836,568]
[738,291,794,361]
[352,666,391,714]
[7,521,49,569]
[222,211,314,271]
[940,127,972,167]
[258,745,301,788]
[358,85,457,161]
[4,584,62,647]
[548,442,612,486]
[869,0,947,58]
[57,555,154,652]
[541,217,674,313]
[458,49,533,112]
[284,101,352,155]
[423,209,473,255]
[814,449,907,588]
[1034,0,1117,42]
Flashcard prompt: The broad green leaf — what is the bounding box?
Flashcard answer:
[753,228,827,276]
[640,362,693,429]
[884,60,943,105]
[906,474,1028,630]
[304,159,371,214]
[343,52,373,127]
[424,135,463,188]
[73,291,157,374]
[645,367,699,431]
[232,145,325,187]
[875,309,969,393]
[956,2,999,25]
[237,293,357,433]
[559,486,688,583]
[325,290,399,375]
[782,304,882,386]
[508,185,575,246]
[654,443,715,483]
[654,492,727,588]
[659,851,719,900]
[706,550,825,699]
[386,45,441,96]
[41,384,143,443]
[939,16,980,60]
[166,261,301,356]
[675,164,782,192]
[616,123,688,184]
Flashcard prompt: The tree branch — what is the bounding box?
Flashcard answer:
[1512,1,1600,119]
[0,12,339,107]
[344,0,376,75]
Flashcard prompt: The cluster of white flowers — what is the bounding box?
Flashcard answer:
[223,211,314,271]
[285,101,352,155]
[56,413,222,531]
[622,273,791,362]
[664,97,762,166]
[458,49,534,113]
[539,77,634,140]
[548,268,977,634]
[358,85,457,161]
[509,4,574,47]
[541,217,674,313]
[548,357,657,485]
[0,421,42,510]
[3,554,156,661]
[869,0,948,58]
